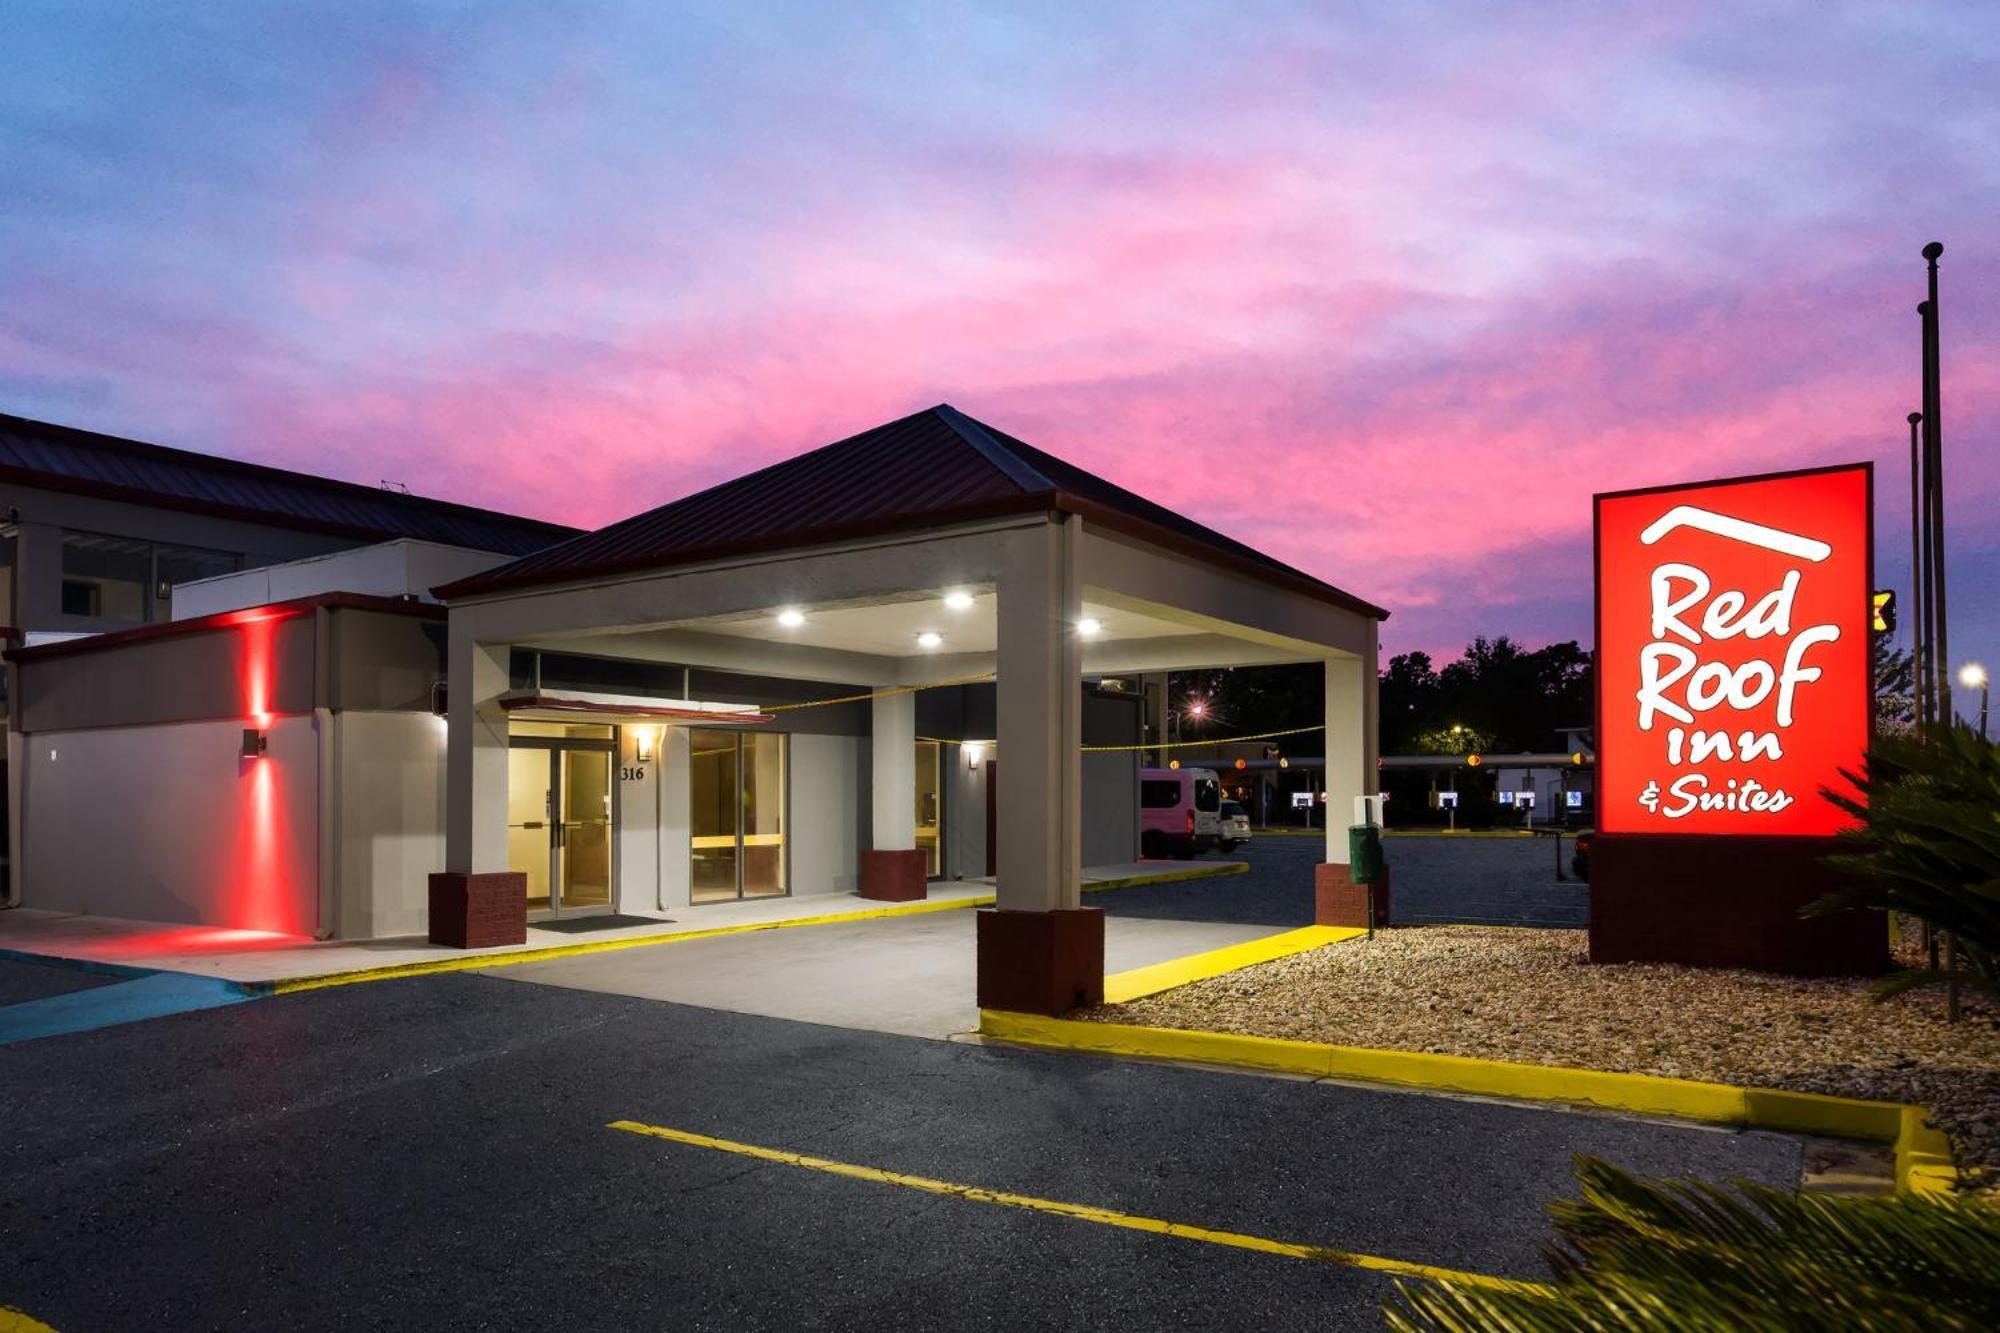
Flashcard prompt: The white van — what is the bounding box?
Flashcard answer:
[1139,767,1223,859]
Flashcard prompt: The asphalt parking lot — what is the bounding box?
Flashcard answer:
[1,968,1802,1332]
[1092,833,1588,929]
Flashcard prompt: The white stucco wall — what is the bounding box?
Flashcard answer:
[1081,750,1140,866]
[22,716,322,934]
[615,723,663,914]
[789,733,864,895]
[948,749,991,880]
[334,711,448,939]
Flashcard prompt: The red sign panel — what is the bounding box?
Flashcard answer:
[1595,465,1871,837]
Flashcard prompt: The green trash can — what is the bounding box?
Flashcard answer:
[1347,823,1385,886]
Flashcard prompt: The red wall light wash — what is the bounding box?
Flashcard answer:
[229,607,303,937]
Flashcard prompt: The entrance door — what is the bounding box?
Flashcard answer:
[507,728,616,915]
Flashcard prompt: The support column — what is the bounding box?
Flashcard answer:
[1315,625,1388,928]
[861,690,926,900]
[433,625,524,947]
[977,515,1102,1013]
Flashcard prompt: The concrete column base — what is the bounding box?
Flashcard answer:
[1589,834,1887,975]
[859,848,929,902]
[976,907,1104,1015]
[428,872,527,949]
[1315,861,1391,929]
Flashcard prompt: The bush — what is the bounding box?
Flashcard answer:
[1385,1157,2000,1331]
[1812,725,2000,1002]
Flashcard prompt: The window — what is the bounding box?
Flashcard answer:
[690,729,788,903]
[60,533,150,622]
[59,531,240,623]
[1193,776,1221,812]
[914,740,941,877]
[1140,780,1182,809]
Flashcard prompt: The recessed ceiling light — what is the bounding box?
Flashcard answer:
[944,590,975,611]
[916,631,943,650]
[1078,617,1103,636]
[777,608,806,628]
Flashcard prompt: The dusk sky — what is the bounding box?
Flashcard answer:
[4,3,1996,701]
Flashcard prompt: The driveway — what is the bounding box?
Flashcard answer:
[489,896,1282,1037]
[0,970,1803,1332]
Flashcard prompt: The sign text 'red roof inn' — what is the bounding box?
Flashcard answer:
[1595,465,1871,837]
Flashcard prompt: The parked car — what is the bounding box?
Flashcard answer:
[1217,801,1252,851]
[1571,829,1593,881]
[1139,766,1223,858]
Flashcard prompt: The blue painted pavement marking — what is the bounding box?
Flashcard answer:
[0,971,254,1046]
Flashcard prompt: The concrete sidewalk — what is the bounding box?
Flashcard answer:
[0,860,1243,987]
[491,908,1285,1038]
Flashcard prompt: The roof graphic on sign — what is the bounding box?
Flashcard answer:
[1638,504,1831,562]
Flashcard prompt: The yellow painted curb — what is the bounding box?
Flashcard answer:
[0,1306,59,1332]
[1102,925,1363,1004]
[1897,1105,1958,1198]
[261,862,1247,995]
[978,1011,1951,1196]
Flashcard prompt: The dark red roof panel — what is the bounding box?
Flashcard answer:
[0,412,579,556]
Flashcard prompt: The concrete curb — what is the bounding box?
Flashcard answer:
[1101,925,1364,1004]
[977,1010,1958,1198]
[247,861,1250,996]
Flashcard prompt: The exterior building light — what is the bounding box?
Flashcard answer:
[916,631,943,650]
[944,591,975,611]
[241,728,268,759]
[776,608,806,629]
[1077,617,1103,636]
[963,741,986,769]
[635,727,660,763]
[1168,759,1181,770]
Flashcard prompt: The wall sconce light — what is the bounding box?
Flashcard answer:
[963,741,986,770]
[635,727,659,764]
[241,728,268,759]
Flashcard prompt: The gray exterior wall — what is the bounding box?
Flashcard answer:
[9,603,448,936]
[1,480,360,635]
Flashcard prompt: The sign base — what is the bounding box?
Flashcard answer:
[1589,835,1887,976]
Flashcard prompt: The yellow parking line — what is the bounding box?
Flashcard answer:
[0,1305,59,1332]
[607,1119,1542,1294]
[1101,925,1364,1004]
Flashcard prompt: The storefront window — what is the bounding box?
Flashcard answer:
[914,740,941,877]
[60,532,150,621]
[58,531,240,623]
[691,729,787,903]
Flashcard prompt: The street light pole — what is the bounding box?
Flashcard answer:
[1960,663,1990,739]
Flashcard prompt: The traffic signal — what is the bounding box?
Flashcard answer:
[1872,589,1896,635]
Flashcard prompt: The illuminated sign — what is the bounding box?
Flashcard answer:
[1595,465,1870,837]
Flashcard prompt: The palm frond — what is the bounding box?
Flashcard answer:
[1384,1157,2000,1332]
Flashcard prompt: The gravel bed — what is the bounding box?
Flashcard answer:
[1081,926,2000,1189]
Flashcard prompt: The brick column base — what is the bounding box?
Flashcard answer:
[1315,861,1391,929]
[859,848,929,902]
[976,907,1104,1015]
[428,872,527,949]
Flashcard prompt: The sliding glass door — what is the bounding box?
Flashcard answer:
[690,729,788,904]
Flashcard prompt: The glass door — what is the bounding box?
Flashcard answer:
[914,740,941,877]
[690,730,740,904]
[689,728,787,903]
[507,725,617,915]
[506,748,555,911]
[559,749,613,909]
